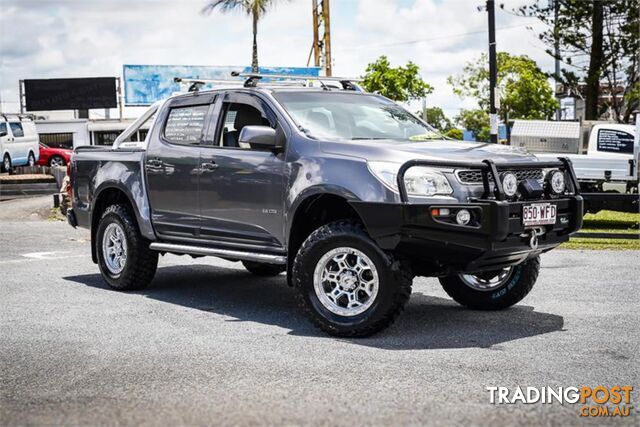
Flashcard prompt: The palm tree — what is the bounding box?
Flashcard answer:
[202,0,281,73]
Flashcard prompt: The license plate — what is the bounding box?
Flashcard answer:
[522,203,557,226]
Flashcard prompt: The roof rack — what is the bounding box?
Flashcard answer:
[0,113,36,122]
[173,77,236,92]
[231,71,363,90]
[174,72,363,92]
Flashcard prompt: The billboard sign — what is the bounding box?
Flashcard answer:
[23,77,117,111]
[123,65,321,106]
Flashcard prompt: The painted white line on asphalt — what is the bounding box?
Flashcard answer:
[22,251,66,259]
[0,254,86,265]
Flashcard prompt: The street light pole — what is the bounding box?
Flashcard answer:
[487,0,498,143]
[553,0,561,121]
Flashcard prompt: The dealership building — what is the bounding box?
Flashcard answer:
[34,117,149,149]
[16,65,319,150]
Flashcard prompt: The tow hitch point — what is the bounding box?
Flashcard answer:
[529,229,539,250]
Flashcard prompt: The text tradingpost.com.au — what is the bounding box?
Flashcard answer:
[486,386,634,418]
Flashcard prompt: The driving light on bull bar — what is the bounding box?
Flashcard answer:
[501,172,518,197]
[456,209,471,225]
[547,170,566,194]
[367,162,453,197]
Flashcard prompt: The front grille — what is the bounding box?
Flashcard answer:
[456,168,544,184]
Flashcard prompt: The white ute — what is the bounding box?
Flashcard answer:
[511,120,639,213]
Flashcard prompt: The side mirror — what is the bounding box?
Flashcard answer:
[239,126,282,151]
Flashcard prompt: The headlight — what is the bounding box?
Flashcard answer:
[546,170,566,194]
[501,172,518,197]
[367,161,453,197]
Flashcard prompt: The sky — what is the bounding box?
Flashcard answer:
[0,0,555,119]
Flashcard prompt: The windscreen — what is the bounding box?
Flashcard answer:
[274,92,442,142]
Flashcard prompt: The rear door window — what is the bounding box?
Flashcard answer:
[9,123,24,137]
[163,104,210,145]
[0,123,7,137]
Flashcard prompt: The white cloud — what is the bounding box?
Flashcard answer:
[0,0,557,120]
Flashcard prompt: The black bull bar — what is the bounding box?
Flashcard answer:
[396,157,581,203]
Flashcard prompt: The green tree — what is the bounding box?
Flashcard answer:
[513,1,639,122]
[448,52,559,123]
[444,128,463,140]
[421,107,453,132]
[202,0,285,72]
[361,56,433,102]
[455,109,490,142]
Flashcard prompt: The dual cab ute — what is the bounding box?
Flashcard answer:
[67,74,583,337]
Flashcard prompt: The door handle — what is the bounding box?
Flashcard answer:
[200,162,219,173]
[145,158,164,172]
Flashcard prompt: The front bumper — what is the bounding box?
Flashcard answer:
[351,196,583,274]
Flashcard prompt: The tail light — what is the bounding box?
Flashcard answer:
[66,155,74,201]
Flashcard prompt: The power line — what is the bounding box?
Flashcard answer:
[333,23,538,52]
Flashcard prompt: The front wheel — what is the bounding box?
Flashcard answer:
[439,256,540,310]
[49,155,66,167]
[292,220,413,337]
[96,204,158,291]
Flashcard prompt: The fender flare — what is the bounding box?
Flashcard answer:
[285,184,361,243]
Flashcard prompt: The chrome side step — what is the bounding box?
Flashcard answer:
[149,242,287,265]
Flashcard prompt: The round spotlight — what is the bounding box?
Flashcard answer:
[548,170,566,194]
[456,209,471,225]
[502,172,518,197]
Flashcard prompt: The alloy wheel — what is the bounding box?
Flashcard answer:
[313,247,379,317]
[102,222,128,275]
[459,267,514,291]
[50,157,64,167]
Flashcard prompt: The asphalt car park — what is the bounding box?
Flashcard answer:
[1,197,638,426]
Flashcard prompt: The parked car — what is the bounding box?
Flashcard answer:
[67,74,583,337]
[0,114,39,172]
[511,120,639,213]
[37,142,73,167]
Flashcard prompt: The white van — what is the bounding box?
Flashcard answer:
[0,115,40,172]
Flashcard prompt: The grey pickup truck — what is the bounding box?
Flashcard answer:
[67,73,583,337]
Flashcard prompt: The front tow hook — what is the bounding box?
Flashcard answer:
[529,229,539,250]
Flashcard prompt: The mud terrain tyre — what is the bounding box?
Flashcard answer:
[242,261,285,276]
[439,256,540,310]
[96,204,158,291]
[292,220,413,337]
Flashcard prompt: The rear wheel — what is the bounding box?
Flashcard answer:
[27,151,35,167]
[96,204,158,291]
[49,155,65,167]
[242,260,285,276]
[439,256,540,310]
[2,154,11,173]
[292,220,413,337]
